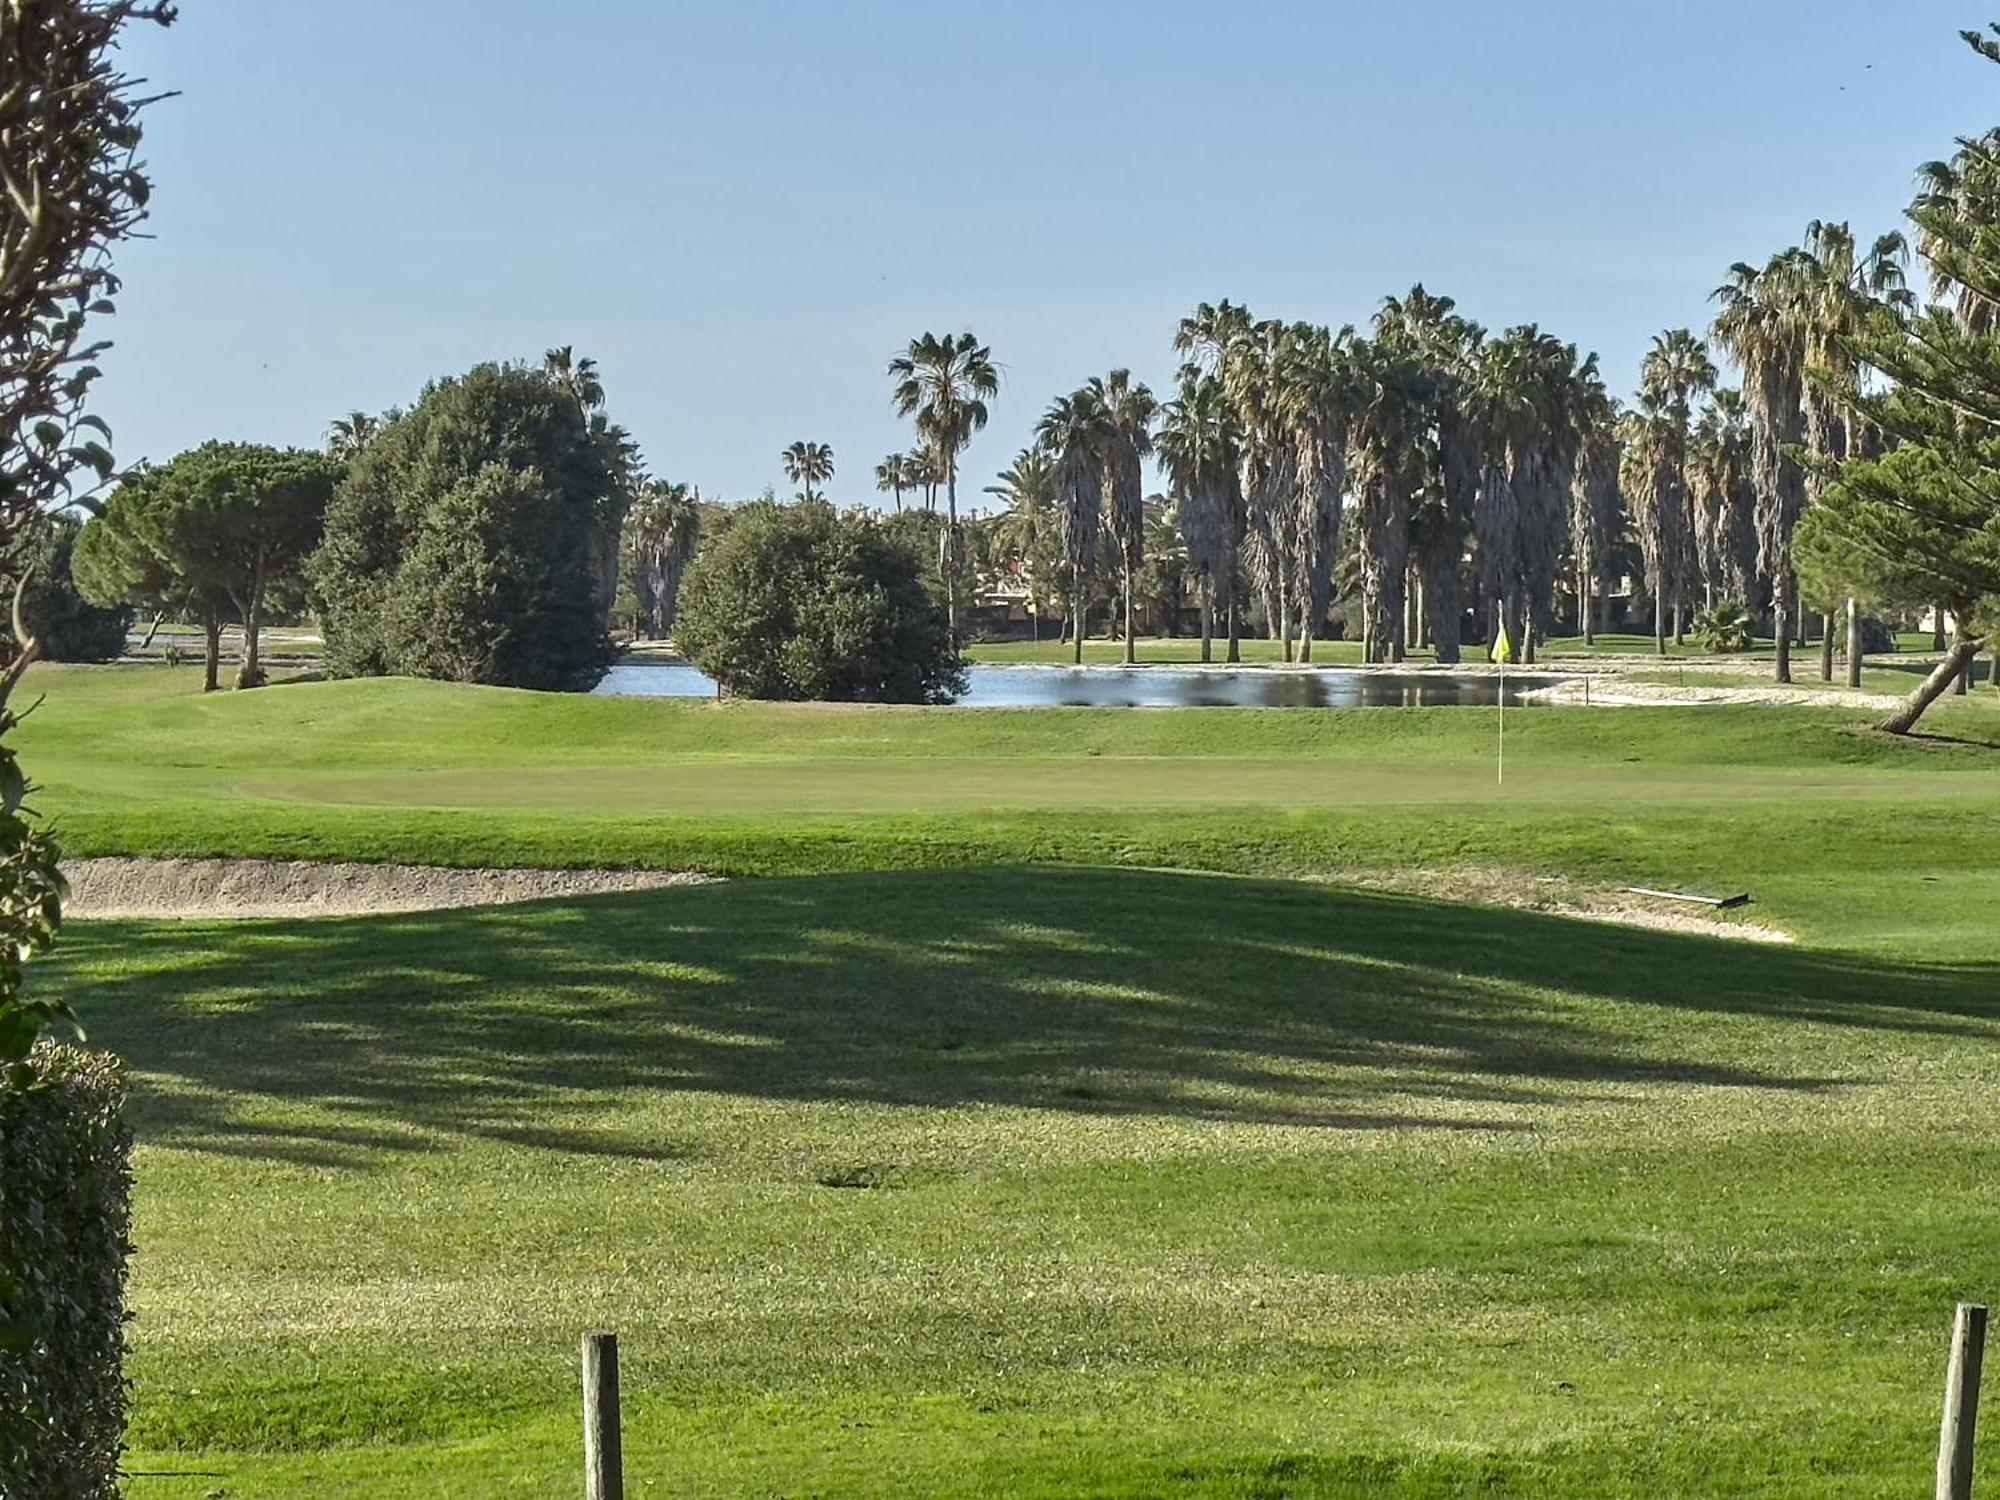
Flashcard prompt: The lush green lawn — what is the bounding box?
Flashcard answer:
[18,666,2000,940]
[48,871,2000,1497]
[19,665,2000,1494]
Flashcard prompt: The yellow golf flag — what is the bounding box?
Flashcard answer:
[1490,620,1515,665]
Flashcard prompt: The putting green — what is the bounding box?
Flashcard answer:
[247,756,1987,815]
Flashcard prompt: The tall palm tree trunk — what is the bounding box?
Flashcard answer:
[1122,564,1136,665]
[1224,574,1240,663]
[1773,572,1794,684]
[1579,561,1595,645]
[1072,572,1086,665]
[1654,589,1667,656]
[1199,572,1214,664]
[944,473,960,636]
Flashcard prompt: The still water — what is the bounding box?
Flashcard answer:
[595,662,1564,708]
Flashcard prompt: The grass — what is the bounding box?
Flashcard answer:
[18,663,2000,1494]
[17,666,2000,934]
[50,871,2000,1496]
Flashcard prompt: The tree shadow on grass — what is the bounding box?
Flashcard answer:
[41,867,2000,1167]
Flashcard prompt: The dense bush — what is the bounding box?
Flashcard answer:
[0,1045,134,1499]
[311,364,627,692]
[2,518,131,663]
[1692,601,1754,653]
[677,501,965,702]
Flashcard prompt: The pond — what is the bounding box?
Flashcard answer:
[595,662,1567,708]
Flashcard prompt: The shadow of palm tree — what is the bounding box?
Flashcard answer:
[42,868,1998,1167]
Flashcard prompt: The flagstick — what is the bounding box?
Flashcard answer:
[1498,655,1505,787]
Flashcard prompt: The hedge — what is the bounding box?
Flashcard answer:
[0,1044,134,1499]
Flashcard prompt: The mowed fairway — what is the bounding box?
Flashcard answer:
[18,664,2000,1495]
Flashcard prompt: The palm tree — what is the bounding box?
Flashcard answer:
[1798,220,1913,677]
[1712,250,1814,683]
[888,332,1001,634]
[905,448,941,512]
[1689,389,1757,613]
[1473,327,1591,664]
[1911,129,2000,334]
[1375,286,1485,664]
[326,411,379,461]
[781,440,835,503]
[1173,299,1257,381]
[1275,324,1363,661]
[1220,319,1304,658]
[1637,328,1718,650]
[1618,402,1678,653]
[875,453,910,513]
[626,481,703,637]
[1158,375,1244,662]
[1087,369,1159,662]
[1569,389,1623,645]
[1036,388,1109,663]
[542,345,605,410]
[985,448,1059,642]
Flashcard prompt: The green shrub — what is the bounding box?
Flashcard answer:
[0,1045,134,1499]
[311,363,626,692]
[677,501,965,702]
[1692,601,1754,654]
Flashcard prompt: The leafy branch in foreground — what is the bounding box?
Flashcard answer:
[0,0,174,1057]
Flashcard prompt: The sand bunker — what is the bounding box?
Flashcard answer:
[64,858,712,920]
[1330,866,1793,944]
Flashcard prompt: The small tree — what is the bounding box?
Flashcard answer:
[73,443,336,688]
[676,501,964,703]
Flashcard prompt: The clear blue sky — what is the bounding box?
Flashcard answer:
[103,1,1997,512]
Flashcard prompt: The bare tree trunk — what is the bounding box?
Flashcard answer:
[1199,573,1213,664]
[1933,606,1948,652]
[1654,588,1667,656]
[1672,587,1685,647]
[1819,610,1835,683]
[1772,572,1794,684]
[139,611,165,650]
[1579,562,1595,646]
[1122,563,1135,665]
[202,603,221,693]
[1879,636,1982,734]
[1957,654,1972,695]
[235,550,268,689]
[1224,570,1240,663]
[1844,596,1862,689]
[1598,577,1612,640]
[1072,577,1086,665]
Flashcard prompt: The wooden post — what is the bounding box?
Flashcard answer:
[583,1331,624,1500]
[1939,1303,1987,1500]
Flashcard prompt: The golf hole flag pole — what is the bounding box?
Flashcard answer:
[1490,615,1514,786]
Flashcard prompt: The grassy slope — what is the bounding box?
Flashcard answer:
[18,664,2000,949]
[51,871,2000,1498]
[19,665,2000,1495]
